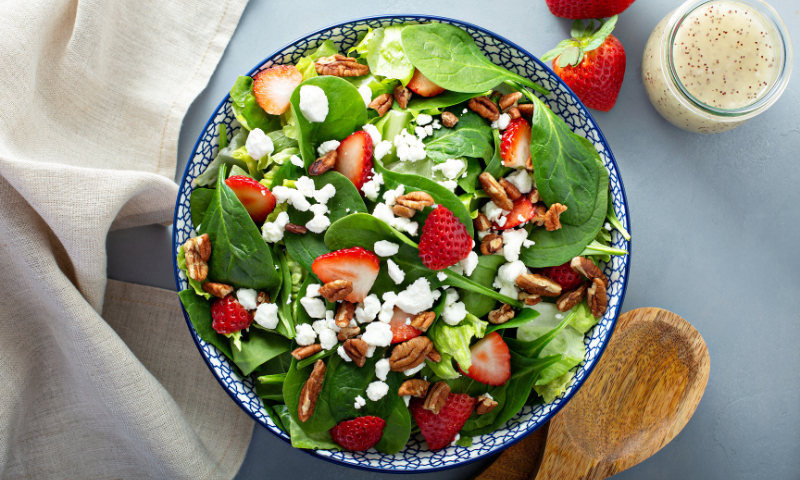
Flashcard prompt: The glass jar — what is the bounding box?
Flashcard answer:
[642,0,792,134]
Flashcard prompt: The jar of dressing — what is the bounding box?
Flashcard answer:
[642,0,792,133]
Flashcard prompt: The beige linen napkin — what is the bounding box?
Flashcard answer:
[0,0,253,478]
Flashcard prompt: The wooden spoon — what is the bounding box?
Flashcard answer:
[474,308,710,480]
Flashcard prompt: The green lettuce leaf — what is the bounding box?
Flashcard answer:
[427,313,487,371]
[366,26,415,85]
[534,370,576,404]
[296,40,339,81]
[230,75,281,132]
[176,245,209,299]
[517,302,587,386]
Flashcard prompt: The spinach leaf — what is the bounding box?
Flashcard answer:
[273,245,297,339]
[423,111,493,163]
[373,110,412,165]
[231,329,292,376]
[263,403,286,433]
[530,97,601,226]
[401,23,549,95]
[327,349,404,422]
[195,129,249,187]
[458,253,505,318]
[375,401,412,454]
[274,404,292,434]
[284,172,368,274]
[198,167,281,290]
[177,246,210,299]
[513,308,587,386]
[457,157,483,194]
[366,26,415,84]
[254,352,293,401]
[406,91,481,113]
[178,290,232,358]
[486,307,540,335]
[230,75,282,133]
[283,357,337,434]
[190,188,214,227]
[287,410,342,450]
[482,129,512,179]
[289,76,367,166]
[520,158,608,268]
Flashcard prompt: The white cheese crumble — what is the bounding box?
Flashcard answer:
[462,108,468,114]
[325,310,341,333]
[366,345,377,358]
[305,213,331,234]
[393,128,426,162]
[355,294,381,324]
[299,85,328,123]
[506,169,532,194]
[295,176,316,197]
[605,222,613,231]
[361,173,384,201]
[396,278,435,314]
[236,288,258,310]
[502,228,529,262]
[375,358,391,381]
[432,159,465,180]
[317,139,340,156]
[441,288,468,325]
[483,201,510,223]
[415,126,429,140]
[319,328,338,350]
[438,180,458,192]
[372,202,419,236]
[253,303,279,329]
[387,259,405,284]
[300,297,327,319]
[382,184,405,206]
[306,284,321,298]
[403,395,411,406]
[378,292,398,323]
[460,251,479,276]
[354,395,367,410]
[295,323,317,346]
[358,85,372,106]
[338,344,353,362]
[244,128,274,160]
[366,381,389,401]
[494,260,527,299]
[374,140,393,161]
[496,215,508,228]
[404,362,426,376]
[362,321,393,347]
[555,313,564,320]
[362,123,382,145]
[416,113,433,126]
[436,272,448,282]
[309,203,329,216]
[424,125,433,136]
[497,113,511,130]
[262,211,290,243]
[272,186,311,211]
[290,155,304,168]
[374,240,399,257]
[313,183,337,204]
[431,119,442,129]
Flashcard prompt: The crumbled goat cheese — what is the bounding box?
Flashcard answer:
[245,128,274,160]
[416,113,433,126]
[295,323,317,346]
[437,272,448,282]
[299,85,328,123]
[361,173,384,201]
[312,319,330,335]
[300,297,327,319]
[382,184,405,206]
[496,215,508,227]
[403,395,411,406]
[272,186,310,211]
[396,278,435,314]
[605,222,613,231]
[462,108,468,114]
[358,85,372,106]
[555,313,564,320]
[309,203,329,216]
[393,128,426,162]
[366,381,389,401]
[362,123,382,145]
[295,176,316,197]
[313,183,337,204]
[387,259,405,284]
[438,180,458,192]
[449,263,464,276]
[319,329,338,350]
[483,201,509,223]
[355,294,381,324]
[424,125,433,136]
[442,302,467,325]
[236,288,258,310]
[372,202,419,236]
[325,311,341,333]
[460,251,479,276]
[415,126,429,140]
[290,155,305,168]
[375,359,391,381]
[362,322,393,347]
[374,140,393,161]
[338,345,353,362]
[494,260,527,298]
[317,139,340,156]
[431,119,442,129]
[305,213,330,234]
[374,240,399,257]
[367,345,376,358]
[253,303,279,329]
[378,292,398,323]
[306,284,321,298]
[484,392,494,401]
[506,169,532,194]
[354,395,367,410]
[497,113,511,130]
[262,211,290,243]
[432,159,465,179]
[404,362,426,376]
[502,229,529,262]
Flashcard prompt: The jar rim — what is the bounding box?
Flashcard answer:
[663,0,793,118]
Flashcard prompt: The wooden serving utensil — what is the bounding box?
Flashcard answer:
[474,307,710,480]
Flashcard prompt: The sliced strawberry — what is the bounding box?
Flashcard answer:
[335,130,373,190]
[311,247,380,303]
[330,416,386,451]
[418,205,473,271]
[225,175,276,224]
[542,261,584,290]
[459,332,511,386]
[211,295,252,335]
[406,69,445,98]
[500,118,531,168]
[252,65,303,115]
[409,393,476,451]
[493,196,535,231]
[389,306,422,344]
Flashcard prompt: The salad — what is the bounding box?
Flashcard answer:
[178,22,630,454]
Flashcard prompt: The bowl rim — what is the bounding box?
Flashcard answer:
[172,13,631,474]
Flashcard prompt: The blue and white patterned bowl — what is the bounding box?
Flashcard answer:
[173,15,631,473]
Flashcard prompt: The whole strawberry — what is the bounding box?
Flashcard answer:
[546,0,636,20]
[418,205,473,271]
[330,416,386,451]
[542,261,584,290]
[211,294,252,335]
[409,393,476,451]
[541,16,626,112]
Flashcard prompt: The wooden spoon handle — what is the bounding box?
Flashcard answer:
[470,422,549,480]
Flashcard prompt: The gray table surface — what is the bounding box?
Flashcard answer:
[107,0,800,478]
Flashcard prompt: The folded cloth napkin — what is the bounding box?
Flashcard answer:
[0,0,252,478]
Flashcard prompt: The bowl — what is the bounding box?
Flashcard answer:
[173,14,631,473]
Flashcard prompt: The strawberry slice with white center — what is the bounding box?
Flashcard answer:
[335,130,373,190]
[224,175,276,224]
[389,306,422,344]
[406,69,445,98]
[311,247,380,303]
[252,65,303,115]
[494,196,535,230]
[459,331,511,386]
[500,117,531,168]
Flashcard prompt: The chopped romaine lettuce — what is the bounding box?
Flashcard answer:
[428,313,487,371]
[366,26,415,85]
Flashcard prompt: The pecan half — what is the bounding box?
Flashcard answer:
[528,189,540,204]
[516,273,562,297]
[319,280,353,302]
[519,291,542,306]
[337,326,361,342]
[506,106,521,119]
[202,282,233,298]
[556,283,589,312]
[257,291,270,306]
[480,234,503,255]
[292,344,322,360]
[183,234,211,282]
[285,223,308,234]
[441,111,459,128]
[570,256,609,287]
[544,203,568,231]
[488,304,515,325]
[517,103,534,118]
[423,381,451,414]
[499,92,523,111]
[396,191,435,211]
[309,150,336,176]
[410,311,435,332]
[587,278,608,318]
[499,177,522,201]
[427,348,441,363]
[398,379,430,398]
[530,203,547,226]
[335,301,355,328]
[343,338,369,367]
[468,96,500,121]
[315,54,369,77]
[298,359,326,422]
[368,93,393,117]
[389,336,433,372]
[392,204,416,218]
[394,84,412,110]
[475,394,499,415]
[490,90,504,102]
[479,172,513,211]
[474,212,492,232]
